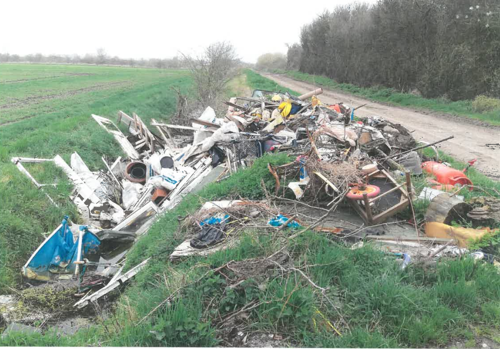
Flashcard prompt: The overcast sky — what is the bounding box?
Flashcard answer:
[1,0,376,63]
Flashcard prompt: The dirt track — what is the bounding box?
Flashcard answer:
[264,73,500,180]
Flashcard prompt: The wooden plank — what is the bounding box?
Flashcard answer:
[369,183,405,203]
[224,101,249,112]
[118,110,134,124]
[74,258,150,308]
[152,118,174,149]
[190,118,221,129]
[150,122,197,131]
[102,157,123,189]
[13,161,42,188]
[371,200,410,225]
[226,115,245,131]
[92,115,140,159]
[349,200,368,222]
[13,157,54,163]
[110,157,122,171]
[365,235,455,244]
[313,171,339,194]
[53,155,101,204]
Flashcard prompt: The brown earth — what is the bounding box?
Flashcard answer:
[264,73,500,180]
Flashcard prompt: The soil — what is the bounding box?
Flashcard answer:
[263,73,500,180]
[0,81,131,112]
[2,73,94,84]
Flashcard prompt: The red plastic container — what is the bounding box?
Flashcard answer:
[422,161,473,189]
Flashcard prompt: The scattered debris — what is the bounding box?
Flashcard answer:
[425,193,470,225]
[10,86,500,337]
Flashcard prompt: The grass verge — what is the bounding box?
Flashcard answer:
[5,70,500,347]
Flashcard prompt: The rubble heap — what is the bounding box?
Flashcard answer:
[11,87,497,315]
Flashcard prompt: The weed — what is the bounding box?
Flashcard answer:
[148,299,218,347]
[302,328,398,348]
[472,95,500,113]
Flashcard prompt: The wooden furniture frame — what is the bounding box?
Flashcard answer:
[348,168,412,225]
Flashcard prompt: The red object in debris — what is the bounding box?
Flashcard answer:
[462,159,477,173]
[151,187,168,205]
[422,161,473,190]
[125,162,147,184]
[346,184,381,200]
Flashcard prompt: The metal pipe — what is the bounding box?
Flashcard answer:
[75,229,83,292]
[388,136,454,160]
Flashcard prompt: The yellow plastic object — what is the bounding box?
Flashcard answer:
[278,101,292,117]
[312,95,321,107]
[23,267,50,281]
[425,222,491,247]
[272,94,282,102]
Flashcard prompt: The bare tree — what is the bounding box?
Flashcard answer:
[96,48,108,65]
[182,42,239,108]
[286,44,303,70]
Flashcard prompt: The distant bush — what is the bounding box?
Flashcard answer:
[256,53,287,71]
[472,95,500,113]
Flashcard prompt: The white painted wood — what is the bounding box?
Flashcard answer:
[74,258,150,308]
[54,155,101,204]
[92,114,140,159]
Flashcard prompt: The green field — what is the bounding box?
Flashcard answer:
[0,64,193,290]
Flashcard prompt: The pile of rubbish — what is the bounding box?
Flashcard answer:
[9,87,499,318]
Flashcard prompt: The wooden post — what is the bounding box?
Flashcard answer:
[405,171,420,237]
[152,118,174,149]
[363,193,373,224]
[405,171,412,200]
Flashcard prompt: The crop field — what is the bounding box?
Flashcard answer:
[0,64,192,290]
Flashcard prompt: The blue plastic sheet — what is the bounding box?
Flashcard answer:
[200,214,230,226]
[23,216,100,280]
[268,214,300,228]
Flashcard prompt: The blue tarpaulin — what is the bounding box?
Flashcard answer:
[268,214,300,228]
[22,216,100,281]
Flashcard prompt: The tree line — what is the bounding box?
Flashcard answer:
[0,48,187,69]
[289,0,500,101]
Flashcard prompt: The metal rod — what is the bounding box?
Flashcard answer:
[388,136,454,159]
